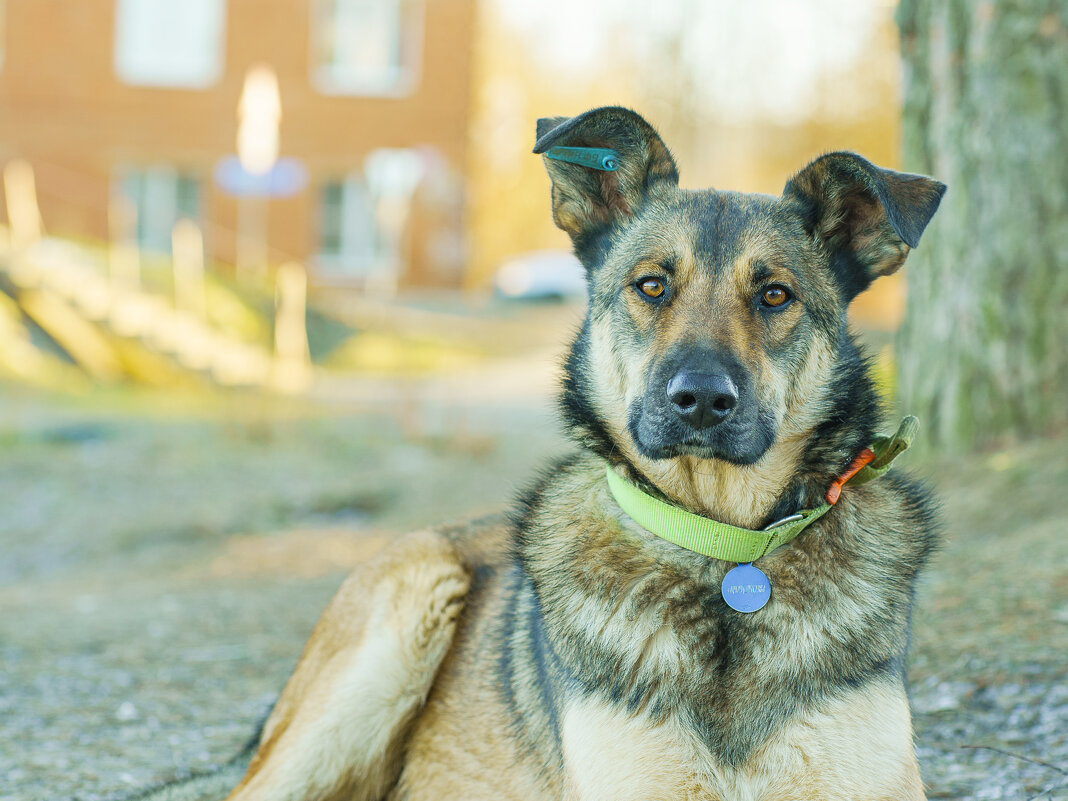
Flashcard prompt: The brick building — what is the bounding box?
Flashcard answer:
[0,0,477,287]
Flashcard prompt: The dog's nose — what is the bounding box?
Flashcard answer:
[666,371,738,428]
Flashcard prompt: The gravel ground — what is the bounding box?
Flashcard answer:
[1,385,1065,800]
[906,437,1068,799]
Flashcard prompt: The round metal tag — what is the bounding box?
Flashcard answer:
[721,563,771,613]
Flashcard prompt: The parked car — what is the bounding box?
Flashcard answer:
[493,250,586,301]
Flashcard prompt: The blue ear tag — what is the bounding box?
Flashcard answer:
[721,563,771,613]
[545,146,619,171]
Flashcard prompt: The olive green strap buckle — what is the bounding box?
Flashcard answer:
[851,415,918,486]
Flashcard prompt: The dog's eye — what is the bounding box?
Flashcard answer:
[759,285,792,309]
[636,278,666,299]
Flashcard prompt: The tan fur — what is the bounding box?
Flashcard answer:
[560,680,923,801]
[388,574,561,801]
[226,530,469,801]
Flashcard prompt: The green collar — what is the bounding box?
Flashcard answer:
[605,417,918,563]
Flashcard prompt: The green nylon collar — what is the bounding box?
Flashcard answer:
[605,417,918,564]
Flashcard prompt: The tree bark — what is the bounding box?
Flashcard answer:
[895,0,1068,451]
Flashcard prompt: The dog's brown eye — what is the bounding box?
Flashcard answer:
[760,285,791,308]
[637,278,666,299]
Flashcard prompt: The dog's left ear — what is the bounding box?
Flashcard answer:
[784,152,946,298]
[533,106,679,253]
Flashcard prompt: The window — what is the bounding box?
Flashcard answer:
[311,0,422,96]
[318,177,382,276]
[318,150,423,280]
[114,0,226,88]
[119,167,200,253]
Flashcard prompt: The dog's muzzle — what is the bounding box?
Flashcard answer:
[629,347,774,465]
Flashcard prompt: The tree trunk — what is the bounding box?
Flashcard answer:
[895,0,1068,452]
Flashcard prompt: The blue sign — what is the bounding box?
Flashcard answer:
[213,156,308,198]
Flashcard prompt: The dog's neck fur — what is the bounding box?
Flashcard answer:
[559,319,879,529]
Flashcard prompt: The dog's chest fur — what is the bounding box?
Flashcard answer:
[515,454,936,774]
[557,680,919,801]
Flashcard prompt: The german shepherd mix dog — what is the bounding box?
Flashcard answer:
[143,107,946,801]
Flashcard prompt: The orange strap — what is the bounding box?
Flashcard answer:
[824,447,876,505]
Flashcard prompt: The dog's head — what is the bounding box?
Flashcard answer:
[536,107,944,506]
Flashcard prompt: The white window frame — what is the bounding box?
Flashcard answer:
[317,150,422,283]
[316,175,384,278]
[113,0,227,89]
[116,165,201,254]
[309,0,424,98]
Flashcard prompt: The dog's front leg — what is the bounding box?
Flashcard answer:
[225,530,469,801]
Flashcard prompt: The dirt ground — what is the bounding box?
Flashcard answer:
[1,356,1066,799]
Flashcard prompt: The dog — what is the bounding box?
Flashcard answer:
[140,106,945,801]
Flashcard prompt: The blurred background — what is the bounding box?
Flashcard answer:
[0,1,1064,799]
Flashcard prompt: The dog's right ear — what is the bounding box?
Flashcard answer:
[533,107,678,249]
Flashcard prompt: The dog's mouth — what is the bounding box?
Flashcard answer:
[627,403,776,466]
